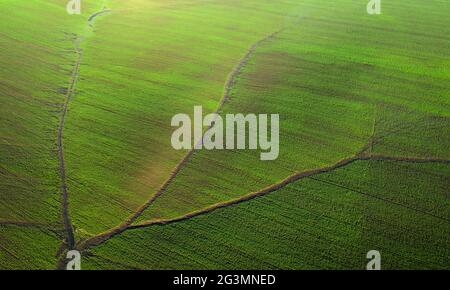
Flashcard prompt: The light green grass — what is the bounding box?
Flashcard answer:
[0,0,108,222]
[136,0,450,222]
[1,0,449,269]
[64,0,311,235]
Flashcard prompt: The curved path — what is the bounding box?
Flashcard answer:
[57,36,82,250]
[55,8,111,268]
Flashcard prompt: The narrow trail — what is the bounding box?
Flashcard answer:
[221,29,284,109]
[75,28,285,251]
[57,36,82,250]
[55,8,111,268]
[360,154,450,164]
[77,153,450,250]
[88,9,111,23]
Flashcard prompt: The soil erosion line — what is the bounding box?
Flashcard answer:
[56,8,111,261]
[57,37,82,250]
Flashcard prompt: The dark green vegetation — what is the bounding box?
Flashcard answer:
[0,0,449,269]
[84,160,449,269]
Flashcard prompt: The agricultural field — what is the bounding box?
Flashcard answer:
[0,0,449,270]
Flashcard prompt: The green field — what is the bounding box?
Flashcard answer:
[0,0,449,270]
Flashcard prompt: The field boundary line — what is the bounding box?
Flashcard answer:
[360,154,450,164]
[128,156,360,229]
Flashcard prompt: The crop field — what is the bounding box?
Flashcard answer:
[0,0,449,270]
[83,160,450,269]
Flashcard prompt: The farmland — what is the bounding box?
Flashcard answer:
[0,0,449,270]
[82,160,450,269]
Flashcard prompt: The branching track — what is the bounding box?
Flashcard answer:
[73,24,450,253]
[75,29,286,250]
[48,11,450,265]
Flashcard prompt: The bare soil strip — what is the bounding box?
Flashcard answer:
[57,37,82,250]
[55,9,111,266]
[75,29,286,251]
[221,29,284,108]
[361,154,450,164]
[88,9,111,25]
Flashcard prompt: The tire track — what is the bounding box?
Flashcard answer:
[76,28,285,250]
[57,36,82,250]
[360,153,450,164]
[55,8,111,265]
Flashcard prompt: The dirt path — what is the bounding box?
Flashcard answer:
[88,9,111,24]
[127,155,360,229]
[57,36,82,250]
[360,154,450,164]
[221,29,284,108]
[75,29,286,251]
[55,8,111,268]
